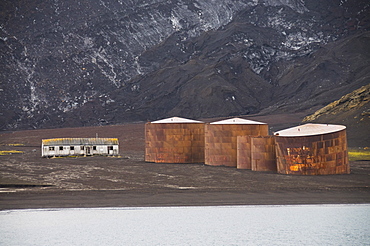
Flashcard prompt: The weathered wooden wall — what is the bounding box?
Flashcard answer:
[275,129,350,175]
[251,136,277,172]
[145,122,205,163]
[205,124,268,167]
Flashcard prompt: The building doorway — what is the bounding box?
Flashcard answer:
[85,146,92,156]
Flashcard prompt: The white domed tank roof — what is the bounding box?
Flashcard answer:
[274,123,346,137]
[210,117,266,125]
[151,117,204,124]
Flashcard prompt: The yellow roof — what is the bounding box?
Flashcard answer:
[42,138,119,145]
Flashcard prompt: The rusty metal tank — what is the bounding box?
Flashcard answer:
[145,117,205,163]
[274,123,350,175]
[205,118,268,167]
[250,136,277,172]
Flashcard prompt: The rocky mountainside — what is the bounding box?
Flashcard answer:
[303,84,369,147]
[1,0,369,130]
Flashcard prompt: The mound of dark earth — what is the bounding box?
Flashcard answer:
[1,0,369,130]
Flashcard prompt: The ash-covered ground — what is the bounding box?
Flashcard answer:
[1,114,369,210]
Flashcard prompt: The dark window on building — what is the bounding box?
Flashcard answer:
[59,146,63,151]
[70,146,74,150]
[108,146,114,150]
[93,146,97,150]
[81,146,84,150]
[49,147,55,151]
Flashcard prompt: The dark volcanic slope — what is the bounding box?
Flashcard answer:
[0,0,369,129]
[73,30,370,127]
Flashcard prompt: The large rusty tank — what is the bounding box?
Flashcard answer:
[205,118,268,167]
[274,123,350,175]
[145,117,205,163]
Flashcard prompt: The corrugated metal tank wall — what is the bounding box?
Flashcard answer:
[145,121,205,163]
[237,136,252,169]
[205,119,268,167]
[251,136,277,172]
[275,129,350,175]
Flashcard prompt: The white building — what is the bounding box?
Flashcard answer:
[41,138,119,157]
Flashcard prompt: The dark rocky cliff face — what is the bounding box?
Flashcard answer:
[0,0,369,129]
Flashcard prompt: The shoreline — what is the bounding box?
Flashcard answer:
[1,189,370,211]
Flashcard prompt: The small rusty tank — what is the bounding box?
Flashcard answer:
[250,136,277,172]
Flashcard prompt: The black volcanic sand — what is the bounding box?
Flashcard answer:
[1,114,370,210]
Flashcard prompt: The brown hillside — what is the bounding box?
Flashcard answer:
[303,84,370,147]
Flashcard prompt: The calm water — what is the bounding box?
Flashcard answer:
[1,204,369,246]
